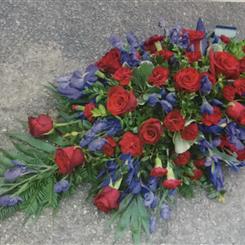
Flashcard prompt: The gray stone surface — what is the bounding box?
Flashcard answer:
[0,0,245,244]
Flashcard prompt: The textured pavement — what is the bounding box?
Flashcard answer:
[0,1,245,244]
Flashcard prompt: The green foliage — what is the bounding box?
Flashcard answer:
[225,39,245,59]
[132,62,154,95]
[111,195,149,244]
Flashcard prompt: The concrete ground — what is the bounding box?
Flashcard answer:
[0,1,245,244]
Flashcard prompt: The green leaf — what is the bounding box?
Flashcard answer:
[8,133,56,153]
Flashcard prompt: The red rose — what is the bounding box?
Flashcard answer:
[93,186,120,213]
[240,57,245,73]
[234,78,245,96]
[55,146,85,174]
[174,151,191,166]
[155,49,174,61]
[102,137,117,157]
[213,51,240,79]
[185,51,201,64]
[163,110,185,132]
[28,114,53,138]
[162,179,182,189]
[139,118,163,144]
[106,86,137,116]
[144,35,164,53]
[119,132,143,157]
[148,66,169,87]
[180,123,199,141]
[150,167,168,177]
[226,101,245,121]
[113,67,133,86]
[174,67,201,92]
[194,158,205,168]
[202,106,222,126]
[96,48,121,74]
[201,72,216,85]
[84,103,96,122]
[190,169,203,180]
[220,35,230,44]
[223,85,236,101]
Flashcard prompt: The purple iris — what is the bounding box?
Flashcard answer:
[165,92,177,106]
[79,130,96,147]
[207,160,224,191]
[126,32,139,48]
[54,180,70,193]
[0,195,22,207]
[211,137,221,147]
[88,138,106,152]
[4,160,31,182]
[57,70,85,100]
[198,138,212,154]
[144,191,155,207]
[226,122,245,150]
[210,99,224,107]
[160,100,173,113]
[199,124,224,136]
[92,118,122,136]
[147,93,160,107]
[200,101,213,115]
[200,76,212,95]
[196,18,208,55]
[120,50,140,67]
[57,65,98,100]
[108,34,123,50]
[160,203,171,220]
[148,177,158,192]
[149,216,157,234]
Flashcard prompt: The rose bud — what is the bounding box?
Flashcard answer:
[28,114,53,138]
[102,136,117,157]
[150,157,168,177]
[93,186,120,213]
[174,151,191,166]
[143,35,164,53]
[139,118,163,144]
[84,103,96,122]
[180,123,199,141]
[220,35,230,44]
[162,165,182,190]
[226,101,245,121]
[55,146,85,175]
[194,158,205,168]
[162,179,182,189]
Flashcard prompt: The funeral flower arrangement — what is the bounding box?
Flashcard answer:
[0,19,245,242]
